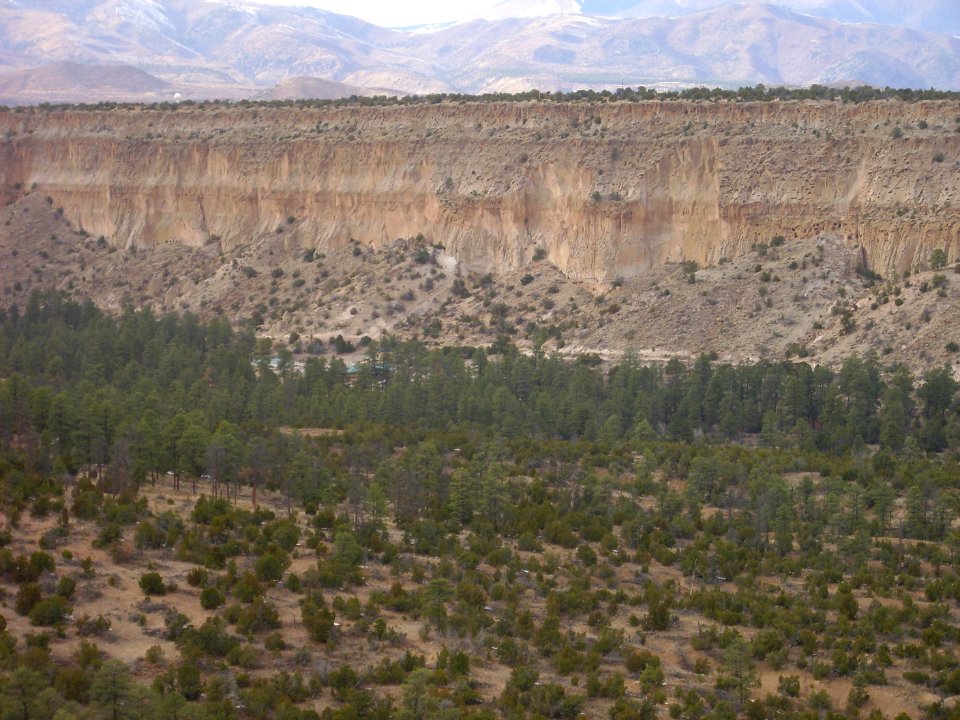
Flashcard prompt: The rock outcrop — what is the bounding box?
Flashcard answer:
[2,99,959,283]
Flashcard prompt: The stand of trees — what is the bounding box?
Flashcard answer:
[0,292,959,720]
[0,292,958,496]
[7,83,960,115]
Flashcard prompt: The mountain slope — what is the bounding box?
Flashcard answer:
[403,3,960,91]
[0,0,959,102]
[581,0,960,37]
[256,76,397,100]
[0,61,170,104]
[0,0,448,93]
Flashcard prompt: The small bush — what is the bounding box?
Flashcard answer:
[139,572,167,596]
[200,586,225,610]
[75,614,112,636]
[931,248,949,270]
[331,335,356,354]
[29,595,70,626]
[254,552,287,583]
[56,576,76,599]
[15,583,42,615]
[186,567,209,588]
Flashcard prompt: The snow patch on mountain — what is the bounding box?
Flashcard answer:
[109,0,174,32]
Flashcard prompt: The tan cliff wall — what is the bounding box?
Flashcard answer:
[1,99,959,283]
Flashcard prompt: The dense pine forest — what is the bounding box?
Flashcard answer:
[1,292,960,720]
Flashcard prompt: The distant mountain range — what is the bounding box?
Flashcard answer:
[577,0,960,36]
[0,0,958,104]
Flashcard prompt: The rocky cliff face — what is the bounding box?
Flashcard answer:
[2,100,959,284]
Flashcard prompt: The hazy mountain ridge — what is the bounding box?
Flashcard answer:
[581,0,960,36]
[0,0,959,103]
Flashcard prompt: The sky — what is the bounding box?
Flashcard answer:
[256,0,500,26]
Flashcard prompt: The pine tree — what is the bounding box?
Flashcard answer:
[91,660,134,720]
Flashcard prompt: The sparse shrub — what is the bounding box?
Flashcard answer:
[848,684,870,709]
[29,595,70,626]
[254,552,287,583]
[778,675,801,697]
[236,598,282,635]
[414,247,432,264]
[200,586,225,610]
[930,248,949,270]
[56,576,76,599]
[331,335,356,354]
[302,596,336,644]
[139,572,166,596]
[15,583,42,615]
[75,613,112,636]
[265,633,286,652]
